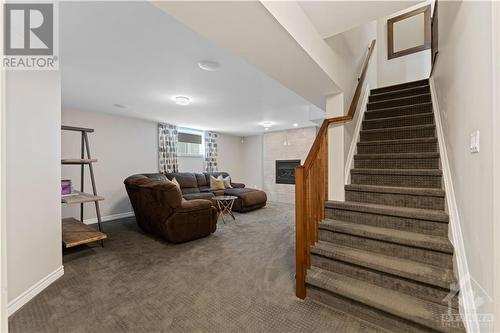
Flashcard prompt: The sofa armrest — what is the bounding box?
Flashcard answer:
[176,199,213,213]
[231,182,245,188]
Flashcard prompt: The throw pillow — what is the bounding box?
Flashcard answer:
[171,177,181,189]
[223,176,232,188]
[210,175,225,190]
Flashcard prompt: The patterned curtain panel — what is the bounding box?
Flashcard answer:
[204,131,218,172]
[158,123,179,173]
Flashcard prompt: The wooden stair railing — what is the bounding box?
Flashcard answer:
[295,39,376,299]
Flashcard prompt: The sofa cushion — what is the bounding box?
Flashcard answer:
[224,188,267,207]
[183,192,214,201]
[210,175,225,190]
[165,172,200,193]
[195,173,208,187]
[199,186,211,193]
[141,173,168,181]
[204,172,229,184]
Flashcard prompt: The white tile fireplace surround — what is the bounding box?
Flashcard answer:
[263,127,317,203]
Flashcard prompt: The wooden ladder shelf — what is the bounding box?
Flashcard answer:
[61,125,106,248]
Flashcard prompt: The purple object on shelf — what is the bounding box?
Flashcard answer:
[61,179,72,195]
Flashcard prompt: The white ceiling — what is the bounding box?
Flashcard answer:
[60,1,325,136]
[298,1,422,39]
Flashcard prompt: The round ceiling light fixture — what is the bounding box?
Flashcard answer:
[198,60,220,71]
[260,121,274,128]
[293,123,298,127]
[174,96,191,106]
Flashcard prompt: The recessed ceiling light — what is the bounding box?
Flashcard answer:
[174,96,191,106]
[113,103,126,109]
[293,123,298,127]
[264,128,269,131]
[198,60,220,71]
[261,121,274,128]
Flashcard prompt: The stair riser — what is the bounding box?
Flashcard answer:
[319,231,453,268]
[362,114,434,130]
[368,94,431,111]
[360,127,436,141]
[325,208,448,236]
[357,141,438,154]
[354,158,440,169]
[364,104,433,120]
[371,79,429,95]
[311,255,458,309]
[345,190,445,210]
[351,172,442,188]
[307,286,436,333]
[369,86,430,103]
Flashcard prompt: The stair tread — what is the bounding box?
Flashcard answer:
[351,168,442,176]
[363,112,433,124]
[365,102,432,114]
[311,242,456,289]
[357,137,437,146]
[345,184,445,197]
[354,152,440,159]
[306,267,463,332]
[371,79,429,94]
[325,200,448,222]
[361,123,435,134]
[368,93,431,106]
[320,219,453,253]
[370,85,430,98]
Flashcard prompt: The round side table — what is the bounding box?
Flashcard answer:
[213,195,238,224]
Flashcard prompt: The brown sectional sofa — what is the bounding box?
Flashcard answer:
[124,174,217,243]
[164,171,267,212]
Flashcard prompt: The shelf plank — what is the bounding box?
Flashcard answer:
[62,218,107,248]
[61,191,104,205]
[61,159,97,165]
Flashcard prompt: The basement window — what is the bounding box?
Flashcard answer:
[178,129,203,157]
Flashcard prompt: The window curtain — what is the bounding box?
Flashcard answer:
[204,131,218,172]
[158,123,179,173]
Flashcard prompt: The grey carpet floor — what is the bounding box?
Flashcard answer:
[9,202,387,333]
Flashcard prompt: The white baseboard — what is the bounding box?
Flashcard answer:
[7,266,64,317]
[83,211,134,225]
[429,77,479,333]
[345,83,371,184]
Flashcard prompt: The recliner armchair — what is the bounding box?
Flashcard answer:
[124,174,217,243]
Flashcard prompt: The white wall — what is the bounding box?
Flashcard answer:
[6,71,62,312]
[377,3,432,87]
[61,109,158,220]
[216,133,244,182]
[325,20,378,164]
[241,135,263,190]
[432,1,496,328]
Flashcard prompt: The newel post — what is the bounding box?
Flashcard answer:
[295,165,306,299]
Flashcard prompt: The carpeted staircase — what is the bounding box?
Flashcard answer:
[305,79,465,333]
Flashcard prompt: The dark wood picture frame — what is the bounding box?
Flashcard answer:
[387,5,431,59]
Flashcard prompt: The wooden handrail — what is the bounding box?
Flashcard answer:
[295,40,376,299]
[430,0,439,76]
[348,39,376,118]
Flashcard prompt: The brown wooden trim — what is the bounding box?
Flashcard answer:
[430,0,439,75]
[295,166,306,299]
[387,5,431,60]
[347,40,376,118]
